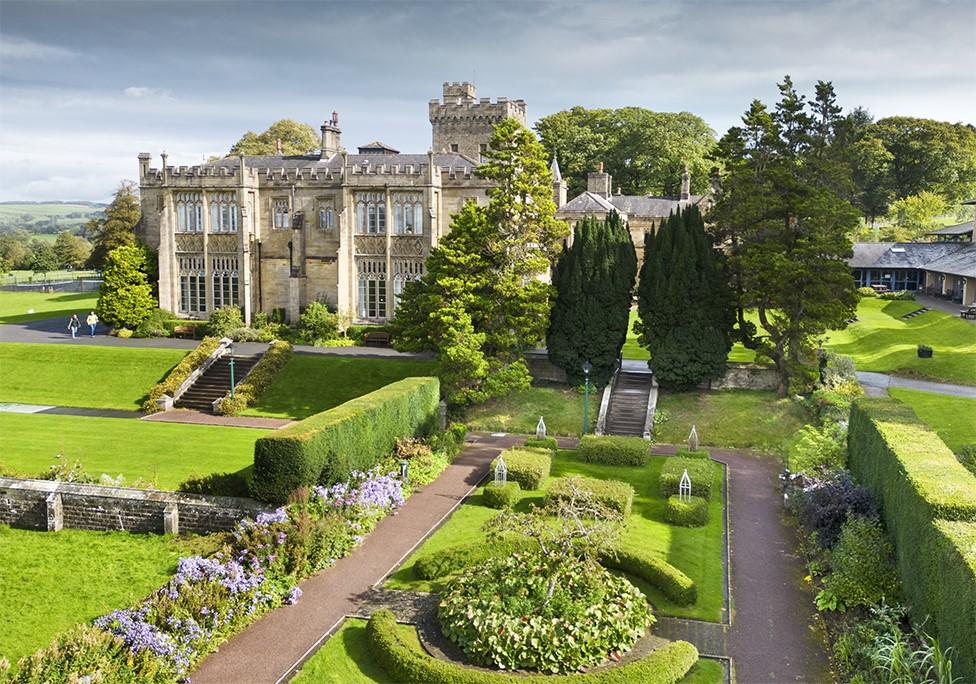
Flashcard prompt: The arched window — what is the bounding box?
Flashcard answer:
[357,259,387,319]
[393,193,423,235]
[175,192,204,233]
[272,198,290,229]
[355,193,386,234]
[178,256,206,313]
[208,192,238,233]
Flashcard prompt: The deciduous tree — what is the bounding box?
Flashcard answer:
[228,119,319,157]
[54,231,92,269]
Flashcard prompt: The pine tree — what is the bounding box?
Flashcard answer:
[636,206,734,389]
[96,245,156,329]
[86,181,140,269]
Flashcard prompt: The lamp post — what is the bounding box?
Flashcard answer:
[228,341,236,398]
[582,361,593,435]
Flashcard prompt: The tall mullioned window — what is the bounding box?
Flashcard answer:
[209,192,238,233]
[318,203,335,230]
[212,256,239,309]
[392,260,424,309]
[178,256,206,314]
[175,192,204,233]
[355,192,386,234]
[357,259,387,320]
[272,198,290,229]
[393,193,423,235]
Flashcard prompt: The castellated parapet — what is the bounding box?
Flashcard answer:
[429,81,527,160]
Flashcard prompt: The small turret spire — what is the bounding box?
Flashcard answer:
[550,155,562,182]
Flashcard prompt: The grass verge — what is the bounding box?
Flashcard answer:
[888,388,976,453]
[0,290,99,324]
[623,309,761,364]
[463,386,595,436]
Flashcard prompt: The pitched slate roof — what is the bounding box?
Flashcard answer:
[557,191,617,213]
[201,152,476,170]
[357,141,400,154]
[921,243,976,278]
[609,194,705,217]
[848,242,964,269]
[927,221,975,236]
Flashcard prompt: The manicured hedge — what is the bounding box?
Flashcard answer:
[665,495,709,527]
[251,377,440,503]
[578,435,649,466]
[143,336,222,412]
[546,476,635,517]
[366,610,699,684]
[659,458,715,500]
[483,481,521,509]
[491,448,551,491]
[598,546,697,606]
[848,398,976,681]
[675,447,710,460]
[523,436,558,451]
[217,340,293,415]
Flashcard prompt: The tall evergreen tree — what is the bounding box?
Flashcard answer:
[547,211,637,387]
[86,181,140,269]
[96,245,156,329]
[635,205,734,389]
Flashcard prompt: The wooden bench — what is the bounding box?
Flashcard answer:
[960,307,976,320]
[363,331,391,347]
[172,324,198,339]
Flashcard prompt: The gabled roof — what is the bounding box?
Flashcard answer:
[848,242,964,269]
[609,194,705,218]
[557,191,617,213]
[921,243,976,278]
[357,141,400,154]
[926,221,974,236]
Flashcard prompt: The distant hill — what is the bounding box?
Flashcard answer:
[0,202,107,236]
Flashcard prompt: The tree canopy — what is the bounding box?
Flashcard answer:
[96,244,156,329]
[85,181,140,269]
[228,119,319,157]
[535,106,717,198]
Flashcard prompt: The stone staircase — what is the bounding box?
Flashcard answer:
[174,354,260,412]
[604,369,654,437]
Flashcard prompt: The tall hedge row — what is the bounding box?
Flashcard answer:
[847,398,976,680]
[251,377,440,503]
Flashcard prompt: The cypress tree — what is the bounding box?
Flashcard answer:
[635,206,734,388]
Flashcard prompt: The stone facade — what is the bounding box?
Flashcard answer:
[137,82,519,325]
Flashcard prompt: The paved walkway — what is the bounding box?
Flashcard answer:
[0,403,140,419]
[856,371,976,398]
[0,402,291,429]
[916,293,976,322]
[190,431,519,684]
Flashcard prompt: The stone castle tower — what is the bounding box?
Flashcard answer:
[429,81,527,161]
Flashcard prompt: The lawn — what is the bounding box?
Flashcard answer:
[655,389,812,451]
[824,298,976,385]
[0,343,187,410]
[243,355,437,420]
[888,388,976,453]
[623,308,761,364]
[0,413,267,488]
[0,289,99,324]
[293,617,725,683]
[463,386,596,436]
[0,526,216,664]
[386,451,727,623]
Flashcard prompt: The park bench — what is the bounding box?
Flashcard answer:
[172,324,198,339]
[960,306,976,320]
[363,331,391,347]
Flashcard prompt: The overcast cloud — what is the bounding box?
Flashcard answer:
[0,0,973,202]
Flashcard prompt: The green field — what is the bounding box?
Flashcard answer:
[243,355,437,420]
[0,413,266,488]
[0,290,100,324]
[888,388,976,453]
[462,386,596,436]
[825,299,976,385]
[0,526,214,664]
[623,309,760,364]
[0,270,98,285]
[386,451,727,623]
[0,343,186,410]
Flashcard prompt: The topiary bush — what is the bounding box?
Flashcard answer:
[217,340,293,415]
[659,458,715,500]
[665,495,709,527]
[523,436,558,451]
[674,447,710,460]
[490,448,551,490]
[578,435,649,466]
[483,481,521,509]
[546,476,634,517]
[598,546,697,606]
[143,336,222,413]
[820,515,898,611]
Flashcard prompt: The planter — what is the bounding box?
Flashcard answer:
[917,346,933,358]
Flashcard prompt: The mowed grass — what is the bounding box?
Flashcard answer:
[0,526,216,664]
[825,298,976,385]
[386,451,727,623]
[463,386,595,436]
[623,309,761,364]
[0,290,99,324]
[888,388,976,453]
[0,343,186,410]
[0,413,266,488]
[656,389,811,451]
[293,617,725,683]
[243,355,437,420]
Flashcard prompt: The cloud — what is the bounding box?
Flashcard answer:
[124,86,171,99]
[0,35,77,60]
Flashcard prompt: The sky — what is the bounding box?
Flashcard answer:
[1,0,974,202]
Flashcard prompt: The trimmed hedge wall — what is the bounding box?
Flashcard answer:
[546,476,634,517]
[665,495,709,527]
[659,458,715,500]
[143,336,222,412]
[483,481,521,509]
[675,447,710,460]
[848,398,976,681]
[366,610,699,684]
[251,377,440,503]
[598,546,697,606]
[523,437,558,451]
[578,435,649,466]
[491,448,551,490]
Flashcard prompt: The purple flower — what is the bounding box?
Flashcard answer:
[285,587,303,605]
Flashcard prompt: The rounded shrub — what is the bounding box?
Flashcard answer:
[523,436,558,451]
[664,495,709,527]
[578,435,649,466]
[483,481,521,509]
[598,546,696,606]
[206,305,244,337]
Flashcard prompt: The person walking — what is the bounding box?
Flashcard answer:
[86,311,98,337]
[68,314,80,339]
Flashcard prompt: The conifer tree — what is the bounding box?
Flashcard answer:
[86,181,140,269]
[547,211,636,387]
[96,245,156,329]
[635,205,734,389]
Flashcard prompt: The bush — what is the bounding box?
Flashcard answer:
[143,336,222,413]
[665,495,709,527]
[789,470,876,548]
[367,609,699,684]
[578,435,649,466]
[430,423,468,461]
[96,245,156,329]
[523,436,557,451]
[674,447,710,460]
[786,423,847,473]
[298,301,340,343]
[414,539,534,581]
[252,377,440,503]
[491,448,551,490]
[177,470,250,498]
[598,546,697,606]
[483,481,521,509]
[857,286,878,298]
[217,340,293,415]
[659,458,715,500]
[821,515,898,610]
[878,290,915,301]
[206,305,244,337]
[546,476,634,517]
[133,308,172,338]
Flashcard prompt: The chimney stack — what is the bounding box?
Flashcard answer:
[276,138,283,155]
[680,164,690,200]
[320,112,342,159]
[587,162,611,199]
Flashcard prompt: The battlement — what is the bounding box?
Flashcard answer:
[348,160,427,177]
[428,97,527,122]
[442,81,477,102]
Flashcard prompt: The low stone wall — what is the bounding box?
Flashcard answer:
[524,350,568,384]
[0,477,268,535]
[705,364,779,391]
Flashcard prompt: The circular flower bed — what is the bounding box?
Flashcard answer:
[438,552,654,674]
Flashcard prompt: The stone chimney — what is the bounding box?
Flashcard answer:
[320,111,342,159]
[587,162,611,199]
[680,164,690,200]
[551,156,567,207]
[275,138,283,155]
[138,152,151,179]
